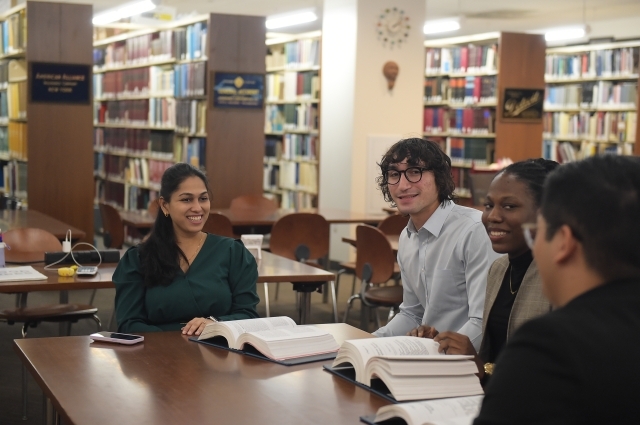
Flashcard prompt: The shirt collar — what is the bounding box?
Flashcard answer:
[406,201,455,238]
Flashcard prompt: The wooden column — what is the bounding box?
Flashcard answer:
[495,32,546,161]
[26,1,94,242]
[206,14,266,209]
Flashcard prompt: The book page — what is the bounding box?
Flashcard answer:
[376,395,483,425]
[0,266,47,282]
[247,325,330,342]
[347,336,443,367]
[224,316,296,336]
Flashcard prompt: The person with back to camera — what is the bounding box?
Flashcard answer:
[473,155,640,424]
[422,159,558,381]
[372,138,500,349]
[113,163,260,335]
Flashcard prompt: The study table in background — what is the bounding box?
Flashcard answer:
[14,324,386,425]
[1,252,335,325]
[119,207,388,233]
[0,209,86,241]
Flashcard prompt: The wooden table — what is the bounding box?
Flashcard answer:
[0,252,335,325]
[0,209,86,241]
[119,208,388,232]
[14,324,385,425]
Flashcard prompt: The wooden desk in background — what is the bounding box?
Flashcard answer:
[0,209,86,241]
[14,324,385,425]
[119,208,388,233]
[0,252,334,325]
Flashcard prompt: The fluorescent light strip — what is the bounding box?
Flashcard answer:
[423,19,460,35]
[93,0,156,26]
[545,26,586,42]
[266,12,317,30]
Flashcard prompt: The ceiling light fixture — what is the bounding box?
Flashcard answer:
[93,0,157,26]
[423,19,460,35]
[545,26,586,42]
[266,11,317,30]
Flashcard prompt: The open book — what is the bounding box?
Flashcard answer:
[325,336,483,402]
[360,395,483,425]
[192,316,340,365]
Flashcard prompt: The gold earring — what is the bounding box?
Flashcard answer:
[164,212,169,217]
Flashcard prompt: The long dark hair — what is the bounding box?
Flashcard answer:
[138,163,210,287]
[377,138,455,207]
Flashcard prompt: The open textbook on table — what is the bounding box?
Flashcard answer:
[191,316,340,365]
[360,395,483,425]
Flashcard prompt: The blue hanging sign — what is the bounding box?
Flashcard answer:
[212,72,264,109]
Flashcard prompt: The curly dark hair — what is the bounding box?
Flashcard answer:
[500,158,560,208]
[376,138,455,207]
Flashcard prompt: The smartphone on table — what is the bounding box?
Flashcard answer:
[90,331,144,345]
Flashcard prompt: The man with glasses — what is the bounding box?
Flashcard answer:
[373,138,499,348]
[474,155,640,425]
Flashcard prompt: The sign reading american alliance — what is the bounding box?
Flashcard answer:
[212,72,264,109]
[31,62,91,104]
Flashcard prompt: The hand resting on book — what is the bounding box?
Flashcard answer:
[407,325,440,339]
[182,316,216,336]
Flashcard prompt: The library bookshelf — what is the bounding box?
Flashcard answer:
[0,2,94,242]
[93,13,265,214]
[263,31,320,209]
[543,40,640,162]
[423,32,545,199]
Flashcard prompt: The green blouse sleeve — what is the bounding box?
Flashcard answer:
[113,247,165,333]
[218,239,260,322]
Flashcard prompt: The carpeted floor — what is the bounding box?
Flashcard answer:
[0,265,385,424]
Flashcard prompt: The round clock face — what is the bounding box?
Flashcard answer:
[377,7,410,47]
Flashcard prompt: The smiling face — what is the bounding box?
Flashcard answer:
[482,172,538,258]
[160,176,210,239]
[388,160,440,229]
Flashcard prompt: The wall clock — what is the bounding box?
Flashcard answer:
[376,7,410,48]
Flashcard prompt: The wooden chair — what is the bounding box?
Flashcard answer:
[0,228,101,420]
[99,203,125,249]
[336,214,407,296]
[202,212,236,238]
[269,213,338,322]
[343,225,403,331]
[230,195,278,212]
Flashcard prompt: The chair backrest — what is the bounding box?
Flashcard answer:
[355,225,395,285]
[270,213,329,262]
[202,212,235,238]
[99,203,125,249]
[377,213,410,236]
[3,228,62,263]
[229,195,278,212]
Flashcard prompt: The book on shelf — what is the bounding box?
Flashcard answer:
[0,266,47,282]
[545,46,639,80]
[426,44,497,75]
[191,316,340,365]
[360,395,484,425]
[325,336,483,402]
[1,9,26,54]
[266,38,320,69]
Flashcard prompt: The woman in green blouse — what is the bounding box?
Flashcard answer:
[113,163,259,335]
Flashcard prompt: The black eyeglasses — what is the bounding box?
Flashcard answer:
[384,167,429,185]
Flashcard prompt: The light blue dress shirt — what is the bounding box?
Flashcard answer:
[373,202,500,350]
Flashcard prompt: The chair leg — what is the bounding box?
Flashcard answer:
[92,314,103,331]
[88,289,97,305]
[343,294,361,323]
[263,282,271,317]
[387,306,397,323]
[329,280,338,323]
[108,309,116,331]
[274,282,280,301]
[373,308,381,329]
[350,274,357,296]
[21,323,29,420]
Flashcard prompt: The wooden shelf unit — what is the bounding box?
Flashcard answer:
[93,13,266,212]
[0,2,95,242]
[423,32,546,200]
[263,31,321,209]
[543,40,640,161]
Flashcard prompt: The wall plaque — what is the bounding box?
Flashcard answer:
[31,62,91,104]
[501,88,544,121]
[212,72,264,109]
